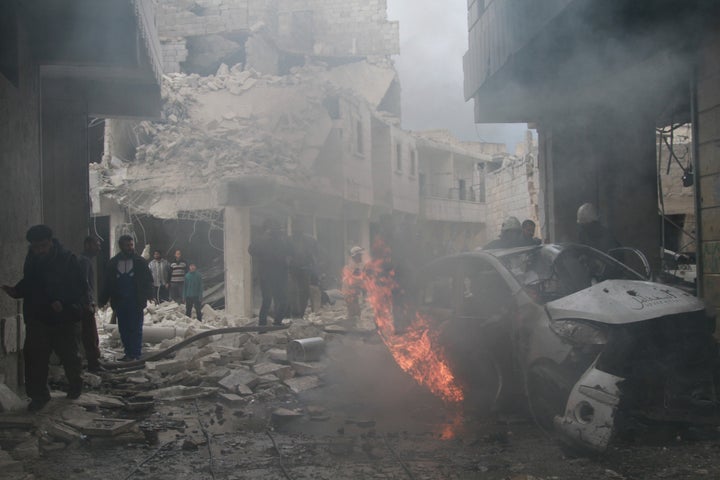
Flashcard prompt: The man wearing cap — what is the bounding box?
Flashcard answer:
[342,246,366,323]
[2,225,86,411]
[483,216,533,249]
[576,203,620,253]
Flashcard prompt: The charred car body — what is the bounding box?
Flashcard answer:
[411,244,718,451]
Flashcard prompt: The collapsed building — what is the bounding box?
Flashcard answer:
[92,0,521,317]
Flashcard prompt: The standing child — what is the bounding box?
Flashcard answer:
[183,263,203,322]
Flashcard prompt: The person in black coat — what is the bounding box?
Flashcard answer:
[249,219,292,326]
[2,225,86,412]
[98,235,153,361]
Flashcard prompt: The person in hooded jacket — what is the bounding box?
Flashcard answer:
[2,225,86,412]
[99,235,153,361]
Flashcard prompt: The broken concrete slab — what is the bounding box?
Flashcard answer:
[218,370,260,392]
[75,393,126,409]
[236,384,253,396]
[45,421,84,443]
[0,449,23,476]
[267,348,288,363]
[290,361,325,376]
[217,393,244,405]
[64,418,136,437]
[146,359,200,375]
[283,375,321,394]
[144,386,218,402]
[271,407,303,425]
[0,384,26,412]
[253,362,293,380]
[12,437,39,460]
[257,332,288,346]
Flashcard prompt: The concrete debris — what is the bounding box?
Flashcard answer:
[253,362,293,380]
[290,361,325,376]
[63,418,136,437]
[0,384,26,412]
[283,376,322,394]
[144,386,218,401]
[0,449,24,476]
[218,370,260,392]
[91,59,399,219]
[44,421,84,443]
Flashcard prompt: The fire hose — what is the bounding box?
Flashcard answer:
[101,324,289,370]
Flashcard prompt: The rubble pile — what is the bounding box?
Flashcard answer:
[0,300,379,479]
[91,59,398,218]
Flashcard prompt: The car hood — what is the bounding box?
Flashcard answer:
[546,280,705,324]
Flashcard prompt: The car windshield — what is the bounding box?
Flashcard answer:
[498,244,644,303]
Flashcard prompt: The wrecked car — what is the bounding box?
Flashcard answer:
[411,243,718,452]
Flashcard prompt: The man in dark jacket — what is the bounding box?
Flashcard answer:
[249,219,292,326]
[288,222,320,318]
[1,225,85,412]
[576,203,621,254]
[99,235,153,361]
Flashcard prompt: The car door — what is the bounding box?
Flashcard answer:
[414,259,459,329]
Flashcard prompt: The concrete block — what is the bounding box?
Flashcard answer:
[0,449,24,475]
[217,392,244,405]
[290,361,325,376]
[253,362,293,379]
[218,369,259,392]
[267,348,288,363]
[0,384,25,412]
[46,421,84,443]
[283,375,321,394]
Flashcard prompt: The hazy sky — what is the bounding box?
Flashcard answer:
[386,0,527,151]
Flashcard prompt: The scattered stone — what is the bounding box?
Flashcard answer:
[253,362,293,380]
[76,393,126,409]
[290,361,325,376]
[146,359,198,375]
[45,421,84,443]
[82,372,102,388]
[267,348,288,363]
[182,438,199,451]
[0,449,23,475]
[271,408,303,425]
[0,384,25,412]
[217,393,244,405]
[64,418,136,437]
[283,376,321,394]
[144,386,218,401]
[11,437,40,460]
[236,384,253,396]
[218,370,259,392]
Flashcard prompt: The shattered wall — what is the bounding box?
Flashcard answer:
[276,0,399,57]
[485,154,540,241]
[156,0,398,74]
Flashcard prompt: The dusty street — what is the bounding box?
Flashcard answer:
[3,306,720,480]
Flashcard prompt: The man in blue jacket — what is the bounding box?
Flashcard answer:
[99,235,153,361]
[2,225,86,411]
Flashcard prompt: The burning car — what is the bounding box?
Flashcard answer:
[409,243,718,451]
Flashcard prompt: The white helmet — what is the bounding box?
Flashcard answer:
[501,216,521,232]
[577,203,599,224]
[350,246,364,256]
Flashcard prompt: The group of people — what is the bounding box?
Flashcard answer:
[1,226,204,412]
[148,248,204,321]
[483,203,619,254]
[247,219,322,326]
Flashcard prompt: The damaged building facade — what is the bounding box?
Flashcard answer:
[464,0,720,310]
[94,0,509,317]
[0,1,161,390]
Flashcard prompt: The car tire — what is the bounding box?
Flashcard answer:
[526,362,572,433]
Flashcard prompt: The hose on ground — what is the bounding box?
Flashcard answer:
[101,324,289,370]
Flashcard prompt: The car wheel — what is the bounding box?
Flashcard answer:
[526,363,572,432]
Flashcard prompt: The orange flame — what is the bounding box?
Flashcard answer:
[346,238,464,405]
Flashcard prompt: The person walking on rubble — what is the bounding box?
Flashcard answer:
[248,219,292,326]
[149,249,170,304]
[169,249,188,303]
[99,235,153,361]
[184,263,203,322]
[2,225,85,411]
[576,203,621,254]
[78,235,103,372]
[343,246,367,324]
[288,221,320,318]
